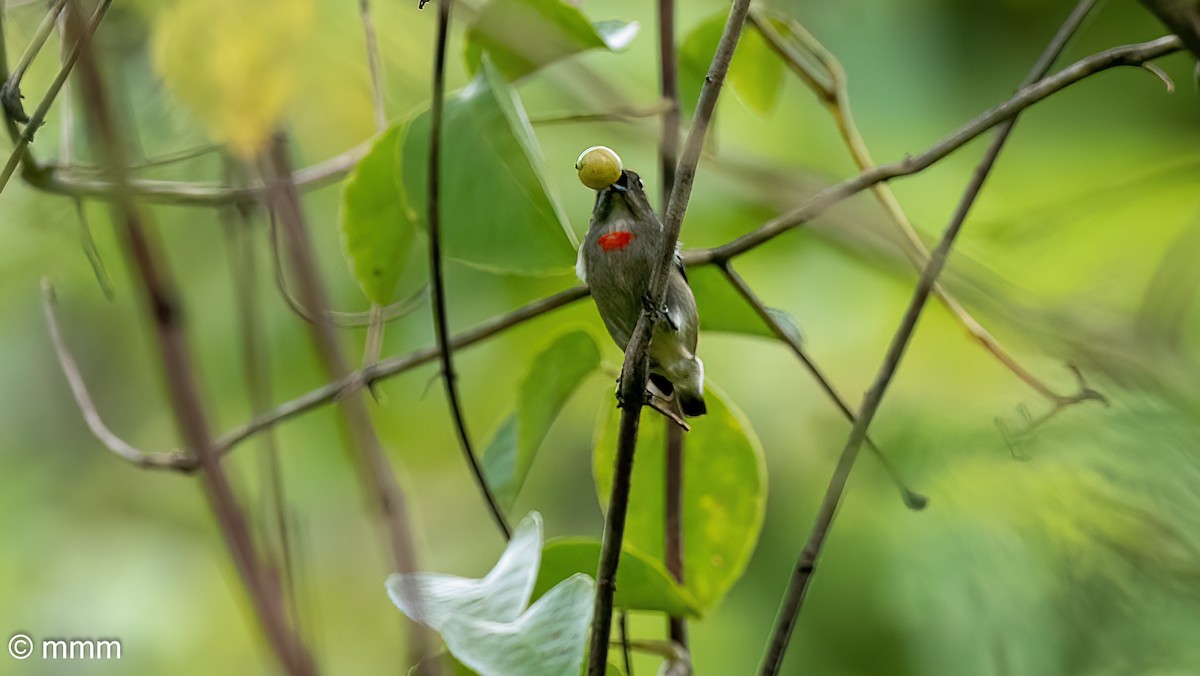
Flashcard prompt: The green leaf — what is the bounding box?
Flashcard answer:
[402,60,578,275]
[339,125,416,305]
[483,330,601,507]
[679,12,784,117]
[464,0,639,81]
[593,383,766,610]
[688,266,803,342]
[534,538,702,618]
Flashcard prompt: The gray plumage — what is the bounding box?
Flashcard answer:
[576,170,706,416]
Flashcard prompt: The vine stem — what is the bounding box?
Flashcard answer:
[758,1,1100,672]
[425,0,512,540]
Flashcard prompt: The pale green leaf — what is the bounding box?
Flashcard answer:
[386,513,542,628]
[339,125,417,305]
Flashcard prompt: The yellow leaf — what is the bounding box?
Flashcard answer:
[152,0,315,158]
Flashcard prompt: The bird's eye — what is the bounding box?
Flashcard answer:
[637,177,645,189]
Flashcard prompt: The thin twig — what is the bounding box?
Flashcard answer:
[42,281,192,469]
[0,0,110,196]
[220,157,301,643]
[689,34,1184,266]
[61,143,224,175]
[267,208,428,327]
[619,612,634,676]
[258,134,432,669]
[749,10,1092,410]
[426,0,512,540]
[23,141,369,205]
[588,1,752,672]
[529,101,671,126]
[67,7,313,670]
[212,286,590,459]
[657,0,689,660]
[0,0,67,122]
[758,2,1099,672]
[720,263,927,510]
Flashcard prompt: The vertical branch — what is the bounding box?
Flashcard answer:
[425,0,512,540]
[719,263,926,509]
[220,159,299,637]
[658,0,688,657]
[588,1,751,673]
[657,0,679,208]
[65,6,313,674]
[758,2,1098,673]
[257,135,433,669]
[664,421,688,649]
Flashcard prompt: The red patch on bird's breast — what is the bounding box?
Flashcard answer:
[598,231,636,251]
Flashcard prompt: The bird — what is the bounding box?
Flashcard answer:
[576,167,707,417]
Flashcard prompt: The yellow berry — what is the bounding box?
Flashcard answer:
[575,146,623,190]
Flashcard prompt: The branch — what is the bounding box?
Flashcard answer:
[22,141,368,205]
[588,1,752,673]
[758,2,1099,672]
[42,280,192,470]
[426,0,512,540]
[719,263,926,510]
[688,34,1184,266]
[0,0,111,196]
[657,0,688,659]
[0,0,68,123]
[749,10,1098,409]
[66,5,313,671]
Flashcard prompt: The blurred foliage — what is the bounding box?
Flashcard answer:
[2,0,1200,673]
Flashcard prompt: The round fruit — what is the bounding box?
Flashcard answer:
[575,146,623,190]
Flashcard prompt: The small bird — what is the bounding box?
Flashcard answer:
[576,167,707,417]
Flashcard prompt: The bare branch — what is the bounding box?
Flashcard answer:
[689,34,1184,267]
[0,0,68,123]
[749,10,1097,410]
[759,2,1099,672]
[719,263,926,510]
[426,0,512,540]
[212,286,590,459]
[257,135,431,665]
[23,141,368,205]
[588,0,752,672]
[41,280,191,470]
